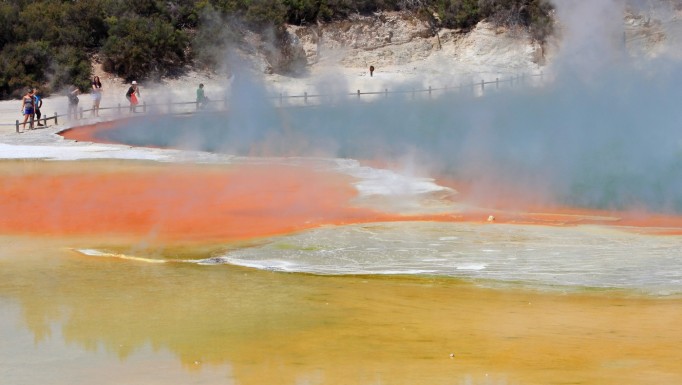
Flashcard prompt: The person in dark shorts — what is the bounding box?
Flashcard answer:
[33,88,43,126]
[20,88,34,131]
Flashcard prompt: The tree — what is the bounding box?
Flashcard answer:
[102,16,188,80]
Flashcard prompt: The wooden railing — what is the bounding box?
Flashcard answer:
[1,72,545,133]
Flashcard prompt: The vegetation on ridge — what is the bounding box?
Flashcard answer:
[0,0,553,99]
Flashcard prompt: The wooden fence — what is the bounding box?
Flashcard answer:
[1,72,544,133]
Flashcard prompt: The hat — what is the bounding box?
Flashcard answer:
[132,81,137,85]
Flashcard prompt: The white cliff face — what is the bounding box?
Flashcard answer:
[286,12,544,72]
[260,12,547,97]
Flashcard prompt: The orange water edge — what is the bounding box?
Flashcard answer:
[4,122,682,385]
[6,158,680,245]
[47,121,682,241]
[0,161,402,244]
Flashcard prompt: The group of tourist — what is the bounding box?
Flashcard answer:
[65,76,106,120]
[20,76,108,129]
[20,77,216,130]
[74,77,140,114]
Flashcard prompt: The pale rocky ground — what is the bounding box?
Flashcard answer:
[0,6,678,142]
[0,14,546,135]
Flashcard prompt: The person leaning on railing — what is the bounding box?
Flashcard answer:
[33,88,43,126]
[67,85,80,120]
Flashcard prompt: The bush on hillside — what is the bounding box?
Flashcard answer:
[0,0,555,99]
[433,0,481,30]
[479,0,554,40]
[101,16,188,80]
[191,4,242,70]
[52,46,93,93]
[0,41,51,97]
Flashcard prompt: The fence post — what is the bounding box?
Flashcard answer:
[43,114,47,126]
[79,107,83,120]
[385,88,388,98]
[357,90,360,100]
[15,120,19,133]
[481,80,484,91]
[496,78,499,89]
[143,101,147,113]
[29,113,34,129]
[54,112,58,126]
[117,103,121,115]
[428,86,432,98]
[304,92,308,104]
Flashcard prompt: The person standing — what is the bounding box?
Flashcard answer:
[20,88,35,131]
[91,76,102,117]
[33,88,43,126]
[67,85,80,120]
[126,80,140,112]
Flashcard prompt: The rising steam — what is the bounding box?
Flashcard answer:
[102,0,682,214]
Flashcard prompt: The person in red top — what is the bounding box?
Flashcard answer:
[126,80,140,112]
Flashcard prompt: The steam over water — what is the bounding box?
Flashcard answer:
[98,65,682,214]
[5,4,682,384]
[62,0,682,296]
[74,64,682,296]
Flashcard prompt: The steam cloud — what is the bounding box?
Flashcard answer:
[104,0,682,214]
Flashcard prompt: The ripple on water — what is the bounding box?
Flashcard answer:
[211,221,682,294]
[77,221,682,295]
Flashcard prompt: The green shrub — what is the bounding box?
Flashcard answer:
[0,0,555,99]
[51,46,93,92]
[433,0,481,30]
[192,4,242,69]
[479,0,554,40]
[0,3,18,48]
[102,16,188,80]
[0,41,51,98]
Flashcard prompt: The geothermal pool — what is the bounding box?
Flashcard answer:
[1,150,681,385]
[5,72,682,384]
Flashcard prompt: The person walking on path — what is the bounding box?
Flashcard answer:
[67,85,80,120]
[20,88,35,131]
[91,76,102,117]
[196,83,208,109]
[126,80,140,112]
